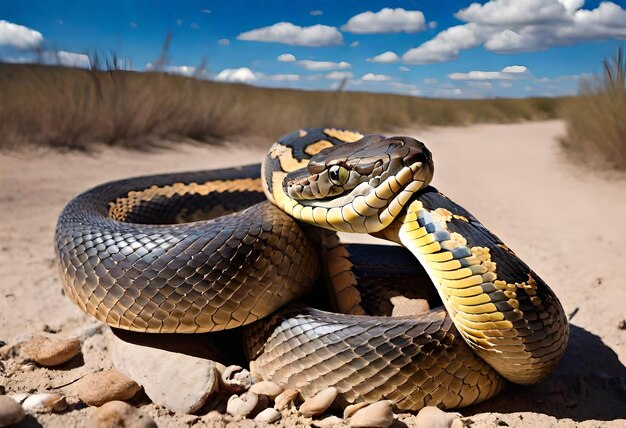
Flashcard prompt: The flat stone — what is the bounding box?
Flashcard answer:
[348,400,394,428]
[299,387,337,417]
[21,335,81,367]
[413,406,461,428]
[75,369,141,406]
[254,407,281,423]
[0,396,25,427]
[274,388,299,411]
[110,332,218,414]
[85,401,156,428]
[250,381,283,400]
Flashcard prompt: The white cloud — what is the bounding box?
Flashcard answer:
[500,82,513,88]
[190,23,199,29]
[0,20,43,49]
[342,8,426,34]
[424,78,438,84]
[296,60,350,70]
[237,22,343,46]
[310,10,323,16]
[468,81,494,90]
[361,73,392,81]
[200,9,211,14]
[218,38,230,46]
[164,65,199,76]
[268,74,300,81]
[326,71,353,80]
[399,66,410,72]
[350,41,359,47]
[403,23,487,64]
[367,51,400,63]
[401,1,626,63]
[55,51,90,68]
[215,67,258,83]
[277,53,296,62]
[448,65,531,80]
[455,0,571,25]
[428,21,438,29]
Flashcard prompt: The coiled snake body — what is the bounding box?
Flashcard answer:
[55,128,568,411]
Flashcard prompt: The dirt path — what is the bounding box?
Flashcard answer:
[0,121,624,427]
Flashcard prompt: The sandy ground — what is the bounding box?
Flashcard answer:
[0,120,625,427]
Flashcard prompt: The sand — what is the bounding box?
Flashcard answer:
[0,121,624,427]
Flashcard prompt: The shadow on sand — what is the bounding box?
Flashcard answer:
[465,324,626,421]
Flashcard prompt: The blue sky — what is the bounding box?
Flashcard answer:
[1,0,625,98]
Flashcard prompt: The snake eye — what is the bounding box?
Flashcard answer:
[328,165,349,186]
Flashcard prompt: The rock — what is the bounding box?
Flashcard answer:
[21,363,36,372]
[226,391,267,418]
[414,406,461,428]
[299,387,337,417]
[348,400,394,428]
[0,396,25,427]
[8,393,29,404]
[313,416,344,427]
[111,333,218,414]
[254,407,281,423]
[344,402,368,419]
[21,335,81,367]
[451,419,465,428]
[220,365,255,394]
[22,393,68,413]
[75,369,141,406]
[390,296,430,317]
[274,388,299,411]
[250,381,283,400]
[86,400,156,428]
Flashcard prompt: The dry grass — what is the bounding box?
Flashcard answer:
[560,48,626,169]
[1,63,564,150]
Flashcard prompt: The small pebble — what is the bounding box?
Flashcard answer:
[21,335,81,367]
[451,419,465,428]
[250,381,283,400]
[344,402,368,419]
[22,393,68,413]
[220,365,255,393]
[0,395,26,427]
[227,391,262,418]
[86,400,156,428]
[21,363,36,372]
[299,387,338,417]
[76,369,141,406]
[348,400,394,428]
[254,407,281,423]
[414,406,461,428]
[390,296,430,317]
[8,393,29,404]
[274,388,299,411]
[313,415,344,428]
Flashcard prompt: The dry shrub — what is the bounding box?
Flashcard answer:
[0,63,564,151]
[560,48,626,169]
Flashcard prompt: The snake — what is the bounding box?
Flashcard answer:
[55,127,569,412]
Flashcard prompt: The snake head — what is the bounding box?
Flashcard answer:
[283,134,434,233]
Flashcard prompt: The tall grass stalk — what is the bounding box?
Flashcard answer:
[560,48,626,169]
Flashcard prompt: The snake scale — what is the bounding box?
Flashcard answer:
[55,128,568,411]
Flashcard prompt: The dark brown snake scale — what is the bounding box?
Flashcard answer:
[55,128,568,412]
